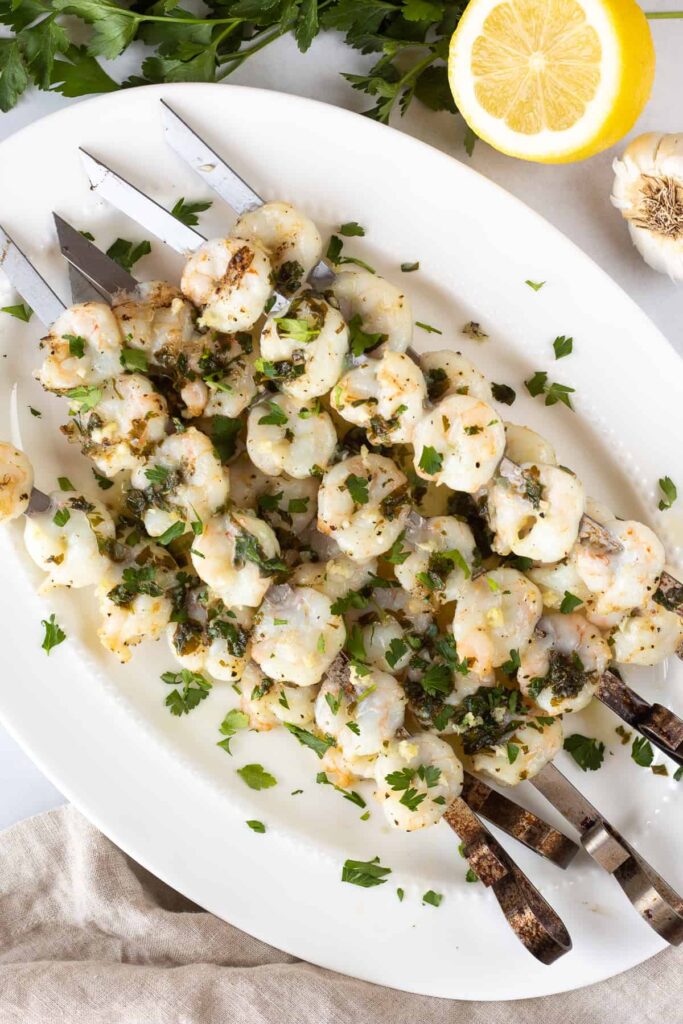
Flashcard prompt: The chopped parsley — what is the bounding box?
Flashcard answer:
[156,521,186,546]
[386,637,408,668]
[1,303,32,321]
[348,313,386,357]
[553,335,573,359]
[236,763,277,790]
[65,385,102,412]
[273,316,321,345]
[384,531,410,565]
[58,476,75,491]
[41,613,66,654]
[631,736,654,767]
[246,819,266,833]
[500,649,520,675]
[416,320,442,335]
[341,856,391,888]
[29,406,42,417]
[284,723,335,759]
[563,733,605,772]
[64,333,85,358]
[559,591,583,614]
[316,771,366,809]
[491,382,516,405]
[216,708,249,755]
[462,321,488,340]
[524,371,575,410]
[506,742,520,764]
[326,235,375,273]
[465,868,479,883]
[53,507,70,528]
[339,221,365,236]
[170,197,212,227]
[162,668,212,715]
[106,237,152,272]
[345,473,369,506]
[234,532,287,576]
[525,280,545,292]
[397,887,405,901]
[418,445,442,475]
[422,890,442,907]
[400,261,419,272]
[92,469,114,490]
[658,476,677,511]
[257,400,289,426]
[212,415,241,462]
[120,347,148,372]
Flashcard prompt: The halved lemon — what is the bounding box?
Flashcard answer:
[448,0,655,163]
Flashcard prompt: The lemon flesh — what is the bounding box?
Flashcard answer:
[449,0,655,163]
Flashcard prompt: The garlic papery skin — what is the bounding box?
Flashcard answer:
[611,132,683,280]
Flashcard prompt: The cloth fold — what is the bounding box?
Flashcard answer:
[0,805,681,1023]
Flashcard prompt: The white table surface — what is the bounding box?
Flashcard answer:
[1,10,682,831]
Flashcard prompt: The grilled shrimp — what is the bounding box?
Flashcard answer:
[575,519,665,626]
[38,302,123,391]
[487,463,585,563]
[317,451,409,561]
[113,281,196,357]
[235,202,323,287]
[372,584,436,635]
[527,556,592,611]
[504,423,557,466]
[373,733,463,831]
[333,351,426,445]
[24,491,115,591]
[331,270,413,353]
[420,350,493,404]
[451,567,543,677]
[0,443,33,522]
[251,584,346,685]
[62,374,169,478]
[291,554,378,602]
[612,598,683,666]
[129,427,229,538]
[181,237,272,332]
[239,661,318,731]
[96,542,176,662]
[260,293,349,401]
[247,393,336,479]
[412,394,506,493]
[190,509,280,608]
[470,716,564,786]
[315,665,406,757]
[395,514,477,603]
[518,612,610,715]
[168,603,253,682]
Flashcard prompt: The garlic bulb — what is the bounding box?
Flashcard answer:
[611,132,683,280]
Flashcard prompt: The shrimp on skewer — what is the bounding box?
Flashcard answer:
[413,394,506,493]
[0,444,33,522]
[518,613,611,715]
[181,237,272,332]
[333,350,427,446]
[235,202,323,291]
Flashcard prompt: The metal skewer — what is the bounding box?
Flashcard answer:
[529,761,683,945]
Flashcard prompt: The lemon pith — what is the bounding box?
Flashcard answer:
[448,0,655,163]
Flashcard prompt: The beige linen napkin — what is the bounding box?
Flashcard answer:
[0,806,681,1023]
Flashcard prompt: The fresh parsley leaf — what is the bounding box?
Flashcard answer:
[465,867,479,883]
[246,819,266,833]
[58,476,75,492]
[53,507,70,527]
[386,637,408,669]
[341,856,391,888]
[500,649,520,675]
[674,766,683,782]
[658,476,677,511]
[506,742,520,764]
[212,415,241,463]
[348,313,386,357]
[170,196,212,227]
[92,469,113,490]
[64,333,85,358]
[29,406,42,418]
[339,221,365,236]
[1,303,32,322]
[384,531,410,565]
[563,733,605,772]
[631,736,654,768]
[525,280,545,291]
[284,722,335,759]
[421,662,452,696]
[559,591,583,614]
[162,668,211,715]
[65,385,102,412]
[525,371,575,410]
[316,771,366,808]
[106,237,151,272]
[422,889,442,907]
[418,446,442,475]
[273,316,321,344]
[396,887,405,901]
[237,763,277,790]
[345,473,369,506]
[156,521,186,546]
[216,708,249,755]
[41,613,66,654]
[120,347,148,372]
[553,335,573,360]
[257,400,288,426]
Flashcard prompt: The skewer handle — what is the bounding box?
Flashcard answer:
[531,762,683,945]
[462,772,579,868]
[443,797,572,964]
[598,670,683,767]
